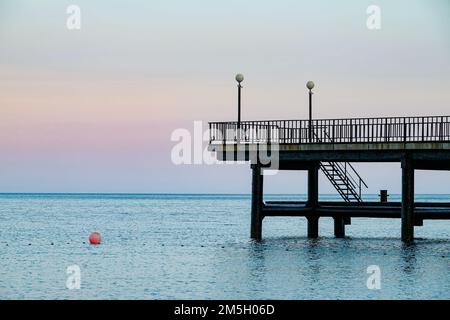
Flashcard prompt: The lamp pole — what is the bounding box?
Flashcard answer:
[306,81,315,143]
[236,74,244,140]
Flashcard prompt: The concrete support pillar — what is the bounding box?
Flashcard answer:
[334,215,345,238]
[307,216,319,238]
[251,164,264,240]
[401,157,415,243]
[307,162,320,238]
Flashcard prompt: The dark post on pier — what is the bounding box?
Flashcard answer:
[208,78,450,243]
[236,73,244,141]
[307,81,314,143]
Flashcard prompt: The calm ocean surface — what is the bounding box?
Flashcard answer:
[0,193,449,300]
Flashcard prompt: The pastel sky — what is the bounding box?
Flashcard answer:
[0,0,449,193]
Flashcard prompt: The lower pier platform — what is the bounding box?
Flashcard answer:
[263,201,450,236]
[263,201,450,220]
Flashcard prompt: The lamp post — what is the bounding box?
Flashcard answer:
[236,74,244,140]
[306,81,315,142]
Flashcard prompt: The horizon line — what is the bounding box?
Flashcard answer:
[0,192,449,196]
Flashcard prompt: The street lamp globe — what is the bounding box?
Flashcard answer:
[235,74,244,83]
[306,81,315,90]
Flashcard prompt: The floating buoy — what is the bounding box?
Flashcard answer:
[89,232,101,245]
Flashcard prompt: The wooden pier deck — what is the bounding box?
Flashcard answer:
[208,115,450,243]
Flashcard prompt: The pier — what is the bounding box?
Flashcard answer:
[208,83,450,243]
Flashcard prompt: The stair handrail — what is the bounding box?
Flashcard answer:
[321,130,368,186]
[314,128,368,201]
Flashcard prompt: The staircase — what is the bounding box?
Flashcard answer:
[320,161,368,202]
[310,128,368,202]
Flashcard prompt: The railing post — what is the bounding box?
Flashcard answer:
[222,123,226,145]
[403,120,407,143]
[384,120,387,142]
[209,123,213,144]
[422,117,425,141]
[331,119,336,143]
[350,119,353,143]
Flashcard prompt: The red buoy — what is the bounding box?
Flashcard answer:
[89,232,101,245]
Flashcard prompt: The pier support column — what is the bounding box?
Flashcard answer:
[307,162,320,238]
[401,157,415,243]
[334,215,345,238]
[307,216,319,238]
[251,164,264,240]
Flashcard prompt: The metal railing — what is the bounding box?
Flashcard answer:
[209,116,450,144]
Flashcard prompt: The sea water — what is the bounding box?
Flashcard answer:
[0,193,449,299]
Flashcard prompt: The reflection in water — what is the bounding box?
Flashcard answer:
[237,235,449,299]
[305,239,322,295]
[401,243,418,274]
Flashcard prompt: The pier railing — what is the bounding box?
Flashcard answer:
[209,116,450,144]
